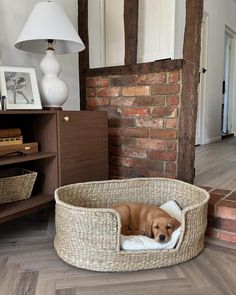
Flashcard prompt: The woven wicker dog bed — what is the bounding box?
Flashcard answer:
[54,178,209,272]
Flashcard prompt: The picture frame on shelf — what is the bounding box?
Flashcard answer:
[0,66,42,110]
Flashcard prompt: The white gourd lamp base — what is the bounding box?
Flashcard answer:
[39,41,68,109]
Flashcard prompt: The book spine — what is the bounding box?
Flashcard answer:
[0,128,21,138]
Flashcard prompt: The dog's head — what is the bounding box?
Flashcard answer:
[146,216,181,243]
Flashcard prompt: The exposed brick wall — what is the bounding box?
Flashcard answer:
[86,70,182,179]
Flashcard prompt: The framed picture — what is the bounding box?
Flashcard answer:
[0,66,42,110]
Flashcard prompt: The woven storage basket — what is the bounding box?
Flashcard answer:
[0,168,37,204]
[54,178,210,272]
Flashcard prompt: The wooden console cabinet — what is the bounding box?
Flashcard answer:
[0,110,108,223]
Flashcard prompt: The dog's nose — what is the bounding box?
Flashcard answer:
[159,235,166,241]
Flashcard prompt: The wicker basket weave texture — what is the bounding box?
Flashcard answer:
[54,178,209,272]
[0,168,37,204]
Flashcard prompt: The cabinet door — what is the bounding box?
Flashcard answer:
[58,111,108,186]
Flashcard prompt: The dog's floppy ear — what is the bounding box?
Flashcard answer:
[144,220,153,238]
[170,217,181,230]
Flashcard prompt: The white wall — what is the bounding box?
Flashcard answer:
[0,0,80,110]
[173,0,186,59]
[137,0,176,62]
[88,0,125,68]
[203,0,236,143]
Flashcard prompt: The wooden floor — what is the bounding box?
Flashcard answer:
[194,136,236,190]
[0,210,236,295]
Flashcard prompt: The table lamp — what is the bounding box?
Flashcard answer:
[15,1,85,109]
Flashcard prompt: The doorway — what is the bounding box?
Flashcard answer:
[196,13,208,145]
[222,28,235,137]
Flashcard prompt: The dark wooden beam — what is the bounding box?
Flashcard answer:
[87,59,183,77]
[124,0,139,65]
[178,0,204,183]
[78,0,89,110]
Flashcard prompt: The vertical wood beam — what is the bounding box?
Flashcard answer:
[78,0,89,110]
[124,0,139,65]
[178,0,204,183]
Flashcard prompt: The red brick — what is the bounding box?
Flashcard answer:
[122,147,148,159]
[86,105,95,111]
[133,159,148,169]
[152,96,165,106]
[206,227,219,239]
[164,107,178,117]
[219,230,236,243]
[136,138,165,150]
[149,150,176,161]
[147,159,163,171]
[87,77,98,88]
[110,156,135,167]
[108,128,122,136]
[164,172,176,179]
[150,130,177,139]
[166,141,176,151]
[216,200,236,219]
[86,76,109,87]
[165,118,178,128]
[136,74,147,85]
[148,170,163,177]
[209,193,225,205]
[109,118,136,127]
[122,128,149,138]
[97,77,109,87]
[110,75,136,87]
[129,167,148,178]
[168,71,180,83]
[137,73,166,85]
[109,136,136,147]
[166,162,176,173]
[167,95,179,106]
[111,164,148,178]
[211,189,232,195]
[133,97,154,106]
[122,86,150,96]
[226,191,236,201]
[151,84,180,95]
[152,107,165,117]
[98,106,123,117]
[109,146,122,156]
[97,87,120,97]
[110,97,135,107]
[135,118,163,128]
[207,216,218,228]
[208,193,224,216]
[152,107,178,118]
[87,98,110,107]
[109,165,131,177]
[87,88,96,97]
[123,107,150,117]
[218,218,236,232]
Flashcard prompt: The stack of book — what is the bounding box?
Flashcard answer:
[0,128,23,146]
[0,128,38,156]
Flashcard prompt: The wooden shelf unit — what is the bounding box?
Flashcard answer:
[0,110,108,223]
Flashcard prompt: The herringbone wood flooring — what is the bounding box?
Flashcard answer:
[0,210,236,295]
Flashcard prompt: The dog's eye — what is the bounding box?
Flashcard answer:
[166,225,172,229]
[155,225,159,229]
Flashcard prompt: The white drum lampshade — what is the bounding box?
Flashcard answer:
[15,1,85,108]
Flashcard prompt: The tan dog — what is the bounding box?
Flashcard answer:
[112,202,181,243]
